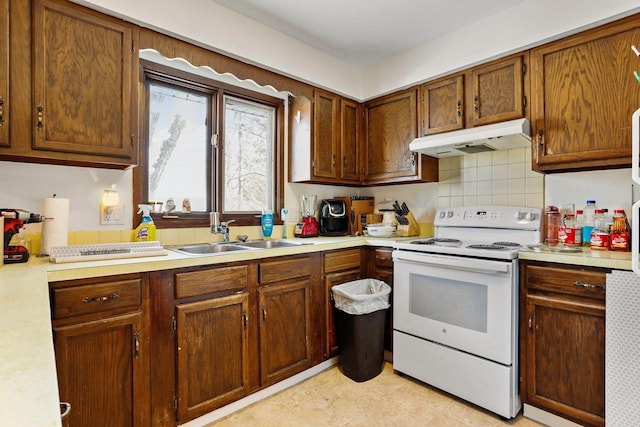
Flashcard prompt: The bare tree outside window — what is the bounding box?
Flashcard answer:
[223,96,275,213]
[147,83,208,211]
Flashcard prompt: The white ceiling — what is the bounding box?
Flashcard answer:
[209,0,527,66]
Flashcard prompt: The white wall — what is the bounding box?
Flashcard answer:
[362,0,640,99]
[0,161,132,230]
[73,0,640,100]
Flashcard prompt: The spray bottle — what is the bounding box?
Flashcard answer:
[134,204,156,242]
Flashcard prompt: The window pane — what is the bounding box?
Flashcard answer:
[148,83,208,211]
[223,96,275,213]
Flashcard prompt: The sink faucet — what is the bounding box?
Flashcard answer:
[210,212,235,242]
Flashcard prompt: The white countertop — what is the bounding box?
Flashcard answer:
[0,236,630,427]
[0,236,397,427]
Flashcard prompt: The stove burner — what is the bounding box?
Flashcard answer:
[492,241,522,248]
[410,238,463,246]
[466,244,510,250]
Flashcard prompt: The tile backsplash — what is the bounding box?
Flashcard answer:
[437,147,544,208]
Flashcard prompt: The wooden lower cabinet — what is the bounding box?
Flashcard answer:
[50,274,150,427]
[258,256,314,386]
[258,280,312,385]
[175,292,250,422]
[520,260,606,427]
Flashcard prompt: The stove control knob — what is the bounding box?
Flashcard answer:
[515,211,525,220]
[447,210,454,218]
[525,211,535,221]
[438,211,446,219]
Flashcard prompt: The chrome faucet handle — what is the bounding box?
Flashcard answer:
[221,219,235,227]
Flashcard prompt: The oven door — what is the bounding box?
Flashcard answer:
[393,250,517,365]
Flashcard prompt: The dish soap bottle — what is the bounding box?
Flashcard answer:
[261,209,274,240]
[134,204,156,242]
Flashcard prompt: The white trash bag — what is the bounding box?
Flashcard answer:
[331,279,391,315]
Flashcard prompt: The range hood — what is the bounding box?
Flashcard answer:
[409,118,531,158]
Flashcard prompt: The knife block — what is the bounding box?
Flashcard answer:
[396,211,420,237]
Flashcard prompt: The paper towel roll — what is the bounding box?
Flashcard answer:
[41,197,70,255]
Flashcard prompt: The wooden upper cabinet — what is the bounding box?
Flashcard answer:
[313,89,340,180]
[531,15,640,172]
[422,74,465,135]
[470,54,525,127]
[420,53,527,137]
[28,0,138,167]
[340,98,361,183]
[0,0,8,148]
[289,90,360,185]
[364,87,438,185]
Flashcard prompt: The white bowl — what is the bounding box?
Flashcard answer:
[366,223,397,237]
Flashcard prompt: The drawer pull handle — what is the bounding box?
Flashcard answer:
[528,311,534,331]
[574,281,606,290]
[36,104,44,131]
[82,293,119,303]
[0,97,4,126]
[133,331,140,359]
[242,310,248,331]
[60,402,71,419]
[262,305,267,321]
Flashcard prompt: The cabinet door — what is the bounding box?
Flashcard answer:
[524,294,605,426]
[470,55,525,127]
[364,88,421,184]
[53,312,148,427]
[340,98,361,183]
[531,16,640,172]
[175,292,250,422]
[258,279,312,386]
[421,75,464,135]
[313,89,340,180]
[0,0,7,148]
[32,0,137,165]
[325,269,361,358]
[371,248,394,353]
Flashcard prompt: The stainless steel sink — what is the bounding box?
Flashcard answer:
[236,239,305,249]
[168,243,250,255]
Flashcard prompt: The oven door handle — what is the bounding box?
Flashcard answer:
[393,251,511,274]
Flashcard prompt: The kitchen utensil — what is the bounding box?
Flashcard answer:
[401,202,409,215]
[396,214,409,225]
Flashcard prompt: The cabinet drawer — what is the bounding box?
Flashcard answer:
[324,249,361,273]
[374,248,393,268]
[259,256,312,284]
[51,278,142,319]
[524,264,607,300]
[175,265,249,299]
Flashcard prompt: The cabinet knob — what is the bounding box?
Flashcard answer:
[0,97,4,126]
[474,96,479,114]
[456,100,462,117]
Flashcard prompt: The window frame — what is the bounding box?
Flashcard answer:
[134,59,284,228]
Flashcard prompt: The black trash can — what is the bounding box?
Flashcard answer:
[331,279,391,382]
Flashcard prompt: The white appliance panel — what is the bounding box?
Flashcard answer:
[394,331,520,419]
[393,253,516,365]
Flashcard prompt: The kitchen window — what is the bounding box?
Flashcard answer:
[134,60,284,228]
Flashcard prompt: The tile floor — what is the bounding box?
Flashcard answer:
[210,363,543,426]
